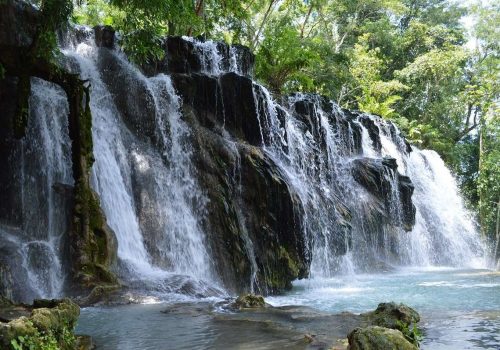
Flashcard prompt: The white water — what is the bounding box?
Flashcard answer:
[147,73,212,279]
[66,43,152,274]
[62,39,217,292]
[247,84,485,275]
[183,36,244,76]
[7,34,486,301]
[19,78,73,299]
[406,149,484,266]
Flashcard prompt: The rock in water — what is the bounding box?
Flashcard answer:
[232,294,266,309]
[348,326,418,350]
[363,302,420,330]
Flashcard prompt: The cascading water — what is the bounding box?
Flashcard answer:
[405,149,484,266]
[246,86,485,275]
[20,79,72,299]
[65,43,153,275]
[61,36,219,296]
[146,73,212,279]
[1,30,486,302]
[0,78,73,302]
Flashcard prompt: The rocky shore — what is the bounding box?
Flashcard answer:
[0,294,421,350]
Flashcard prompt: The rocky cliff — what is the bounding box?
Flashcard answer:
[0,1,430,302]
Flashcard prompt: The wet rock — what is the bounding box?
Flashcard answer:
[182,105,309,294]
[348,326,418,350]
[363,302,420,330]
[358,115,382,152]
[143,36,255,77]
[94,25,115,48]
[76,284,122,307]
[0,77,24,228]
[171,72,263,146]
[75,334,95,350]
[0,0,39,48]
[352,157,416,231]
[398,175,416,231]
[96,48,157,142]
[233,294,266,309]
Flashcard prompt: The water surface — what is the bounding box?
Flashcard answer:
[77,268,500,349]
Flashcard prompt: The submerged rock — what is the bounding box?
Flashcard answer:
[348,326,418,350]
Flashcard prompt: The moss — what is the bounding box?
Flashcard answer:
[1,299,79,350]
[348,326,418,350]
[233,294,266,309]
[278,246,300,276]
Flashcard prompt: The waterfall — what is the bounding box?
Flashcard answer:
[1,31,486,301]
[2,78,73,302]
[245,85,485,274]
[62,37,218,294]
[146,73,212,279]
[355,116,485,268]
[406,149,484,266]
[66,43,153,275]
[22,78,73,298]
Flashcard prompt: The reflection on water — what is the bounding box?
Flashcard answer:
[77,269,500,349]
[77,303,310,350]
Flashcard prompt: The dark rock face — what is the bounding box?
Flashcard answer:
[171,72,263,146]
[96,48,157,142]
[0,0,39,48]
[183,104,309,293]
[0,77,23,228]
[352,157,416,231]
[143,36,255,77]
[94,25,115,48]
[398,175,416,231]
[358,114,382,152]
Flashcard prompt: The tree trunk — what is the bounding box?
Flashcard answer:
[251,0,276,51]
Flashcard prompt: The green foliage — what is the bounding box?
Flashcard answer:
[255,17,320,93]
[9,320,75,350]
[395,320,422,347]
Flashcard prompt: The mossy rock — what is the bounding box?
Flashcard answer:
[363,302,420,330]
[233,294,266,309]
[78,284,122,306]
[0,298,80,349]
[348,326,418,350]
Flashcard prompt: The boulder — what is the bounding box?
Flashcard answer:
[232,294,266,309]
[363,302,420,330]
[348,326,418,350]
[0,298,80,349]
